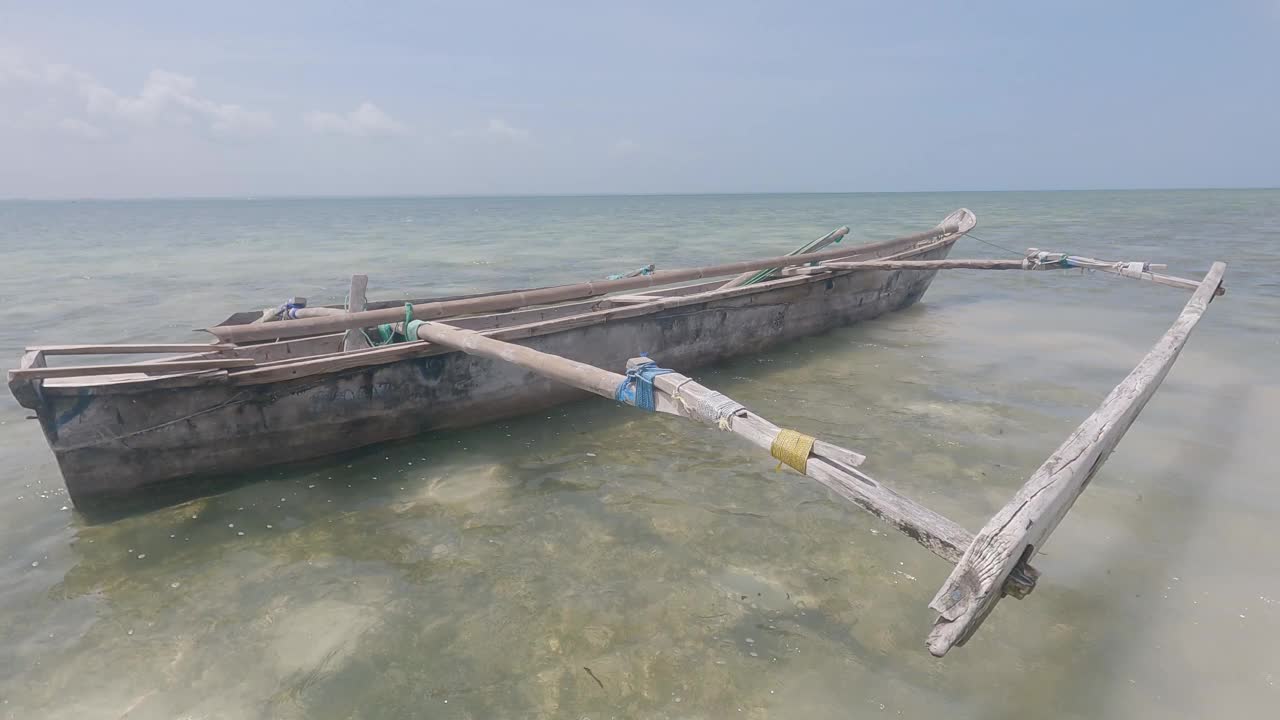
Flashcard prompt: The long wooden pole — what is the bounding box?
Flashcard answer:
[412,319,1037,596]
[720,226,850,289]
[925,261,1227,657]
[208,210,975,344]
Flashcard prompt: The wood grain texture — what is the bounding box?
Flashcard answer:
[925,261,1227,657]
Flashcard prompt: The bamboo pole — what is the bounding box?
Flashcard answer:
[208,209,976,344]
[411,319,1037,597]
[822,259,1029,271]
[720,226,849,289]
[925,261,1228,657]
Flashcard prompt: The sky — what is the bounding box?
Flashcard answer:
[1,1,1277,199]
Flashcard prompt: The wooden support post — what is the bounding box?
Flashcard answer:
[925,261,1227,657]
[343,274,371,352]
[411,320,1037,596]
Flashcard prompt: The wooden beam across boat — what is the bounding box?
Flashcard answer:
[208,209,976,344]
[411,319,1038,597]
[925,261,1227,657]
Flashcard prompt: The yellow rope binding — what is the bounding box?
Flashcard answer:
[770,429,815,474]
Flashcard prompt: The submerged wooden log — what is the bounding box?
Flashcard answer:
[411,319,1037,595]
[8,357,256,381]
[925,261,1227,657]
[209,210,975,344]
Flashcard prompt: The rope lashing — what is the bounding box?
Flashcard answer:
[675,387,745,429]
[371,303,419,346]
[770,428,816,473]
[614,360,674,411]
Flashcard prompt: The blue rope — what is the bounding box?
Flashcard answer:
[614,361,674,411]
[607,265,654,281]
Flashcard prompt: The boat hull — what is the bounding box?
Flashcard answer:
[36,240,955,507]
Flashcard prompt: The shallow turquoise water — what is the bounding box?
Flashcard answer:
[1,191,1277,718]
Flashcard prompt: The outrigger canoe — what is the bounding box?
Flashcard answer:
[7,208,1228,655]
[9,210,974,508]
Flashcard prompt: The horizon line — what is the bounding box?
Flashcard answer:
[1,185,1276,203]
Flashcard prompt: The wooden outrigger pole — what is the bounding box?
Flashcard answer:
[404,259,1227,654]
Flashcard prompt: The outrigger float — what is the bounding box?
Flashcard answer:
[7,209,1227,655]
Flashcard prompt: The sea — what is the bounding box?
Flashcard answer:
[0,190,1277,719]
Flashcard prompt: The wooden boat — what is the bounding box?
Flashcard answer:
[7,207,1229,655]
[8,210,973,508]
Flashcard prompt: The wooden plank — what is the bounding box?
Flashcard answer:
[40,370,230,396]
[28,343,237,355]
[721,226,849,289]
[343,274,371,352]
[925,261,1227,657]
[209,209,977,343]
[9,358,256,381]
[606,294,666,304]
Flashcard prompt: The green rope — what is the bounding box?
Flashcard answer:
[370,303,418,346]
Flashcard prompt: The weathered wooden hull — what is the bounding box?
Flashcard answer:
[31,239,955,507]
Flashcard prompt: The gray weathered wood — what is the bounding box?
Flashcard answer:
[823,259,1028,271]
[28,343,237,355]
[209,210,976,343]
[343,274,371,352]
[8,350,46,407]
[925,261,1227,657]
[8,358,255,381]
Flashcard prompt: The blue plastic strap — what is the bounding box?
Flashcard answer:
[614,362,675,411]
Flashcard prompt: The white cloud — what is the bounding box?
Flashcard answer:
[0,51,274,138]
[454,118,531,143]
[56,117,106,140]
[305,102,406,137]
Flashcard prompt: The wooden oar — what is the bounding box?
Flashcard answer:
[925,261,1227,656]
[208,209,976,344]
[411,319,1037,596]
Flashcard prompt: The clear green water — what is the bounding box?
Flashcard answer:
[1,191,1277,719]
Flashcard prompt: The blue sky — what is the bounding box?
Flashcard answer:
[1,1,1276,198]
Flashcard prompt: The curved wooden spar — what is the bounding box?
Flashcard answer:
[925,261,1227,657]
[412,320,1037,596]
[209,209,975,344]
